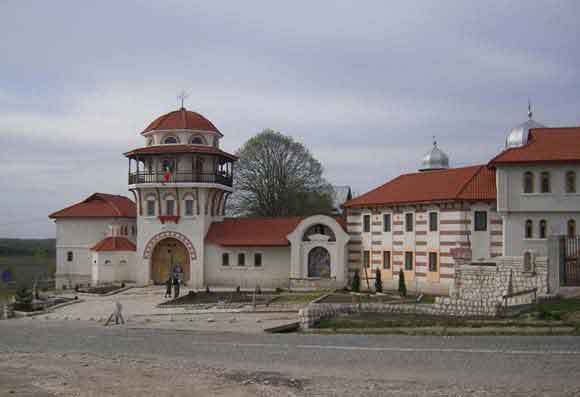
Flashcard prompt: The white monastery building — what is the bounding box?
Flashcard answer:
[50,106,580,293]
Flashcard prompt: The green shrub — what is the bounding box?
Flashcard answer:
[374,269,383,293]
[398,269,407,297]
[14,285,33,311]
[351,271,360,292]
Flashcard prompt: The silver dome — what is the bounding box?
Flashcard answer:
[420,141,449,171]
[505,105,546,149]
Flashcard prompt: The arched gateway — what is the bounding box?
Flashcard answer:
[144,231,196,284]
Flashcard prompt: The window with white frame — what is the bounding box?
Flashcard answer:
[363,250,370,268]
[566,171,576,193]
[428,252,438,272]
[163,136,179,144]
[222,253,229,266]
[363,215,370,232]
[523,171,534,193]
[238,253,245,266]
[165,197,175,216]
[383,213,391,232]
[474,211,487,231]
[404,251,413,271]
[67,251,73,262]
[523,251,533,273]
[383,251,391,270]
[525,219,533,239]
[540,172,551,193]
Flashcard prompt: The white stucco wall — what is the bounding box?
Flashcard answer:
[204,244,291,289]
[497,164,580,256]
[54,218,135,288]
[91,251,135,284]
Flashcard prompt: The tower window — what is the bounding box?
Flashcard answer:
[523,172,534,193]
[146,200,155,216]
[540,172,551,193]
[185,199,194,216]
[190,136,205,145]
[165,200,175,216]
[163,136,179,144]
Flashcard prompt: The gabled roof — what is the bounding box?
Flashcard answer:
[124,144,238,161]
[343,165,496,208]
[142,107,222,136]
[489,127,580,166]
[91,237,136,252]
[205,216,346,247]
[49,193,136,219]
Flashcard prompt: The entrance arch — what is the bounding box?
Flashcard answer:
[308,247,331,278]
[150,238,191,284]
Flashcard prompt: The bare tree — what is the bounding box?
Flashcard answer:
[229,129,333,217]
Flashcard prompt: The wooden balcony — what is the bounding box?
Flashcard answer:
[129,171,233,187]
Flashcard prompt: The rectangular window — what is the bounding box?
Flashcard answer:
[166,200,175,216]
[404,251,413,270]
[67,251,73,262]
[383,214,391,232]
[254,253,262,267]
[363,215,370,233]
[238,253,245,266]
[363,250,370,268]
[429,212,438,232]
[147,200,155,216]
[222,253,229,266]
[405,213,414,232]
[474,211,487,231]
[429,252,438,272]
[185,199,194,216]
[383,251,391,270]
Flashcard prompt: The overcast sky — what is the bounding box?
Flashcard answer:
[1,1,579,238]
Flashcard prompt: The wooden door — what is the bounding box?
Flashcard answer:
[151,238,190,284]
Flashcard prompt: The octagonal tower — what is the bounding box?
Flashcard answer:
[125,107,237,287]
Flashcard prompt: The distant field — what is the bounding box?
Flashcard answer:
[0,255,55,287]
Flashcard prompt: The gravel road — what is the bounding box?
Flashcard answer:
[1,319,580,396]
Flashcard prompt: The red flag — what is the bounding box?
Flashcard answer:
[163,166,172,183]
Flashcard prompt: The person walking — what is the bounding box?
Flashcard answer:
[164,276,173,299]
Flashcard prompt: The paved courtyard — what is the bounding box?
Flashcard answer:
[37,286,300,333]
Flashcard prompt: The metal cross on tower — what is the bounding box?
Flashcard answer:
[177,90,189,109]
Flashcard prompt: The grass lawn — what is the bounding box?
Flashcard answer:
[272,291,327,305]
[522,297,580,321]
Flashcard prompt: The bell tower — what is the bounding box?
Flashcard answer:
[125,106,237,287]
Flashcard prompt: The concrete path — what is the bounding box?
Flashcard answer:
[40,286,300,333]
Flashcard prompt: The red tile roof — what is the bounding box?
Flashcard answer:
[49,193,136,219]
[91,237,136,252]
[124,144,238,161]
[142,108,222,136]
[489,127,580,166]
[206,216,346,247]
[343,165,496,208]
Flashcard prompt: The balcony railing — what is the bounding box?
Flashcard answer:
[129,171,233,187]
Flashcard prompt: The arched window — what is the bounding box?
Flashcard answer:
[523,252,533,273]
[146,137,153,146]
[163,136,179,144]
[539,220,547,239]
[164,194,175,216]
[525,220,533,239]
[302,224,336,242]
[190,135,205,145]
[540,172,551,193]
[566,171,576,193]
[146,198,156,217]
[523,171,534,193]
[568,219,577,237]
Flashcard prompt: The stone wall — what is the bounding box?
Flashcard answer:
[299,300,500,329]
[452,256,548,307]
